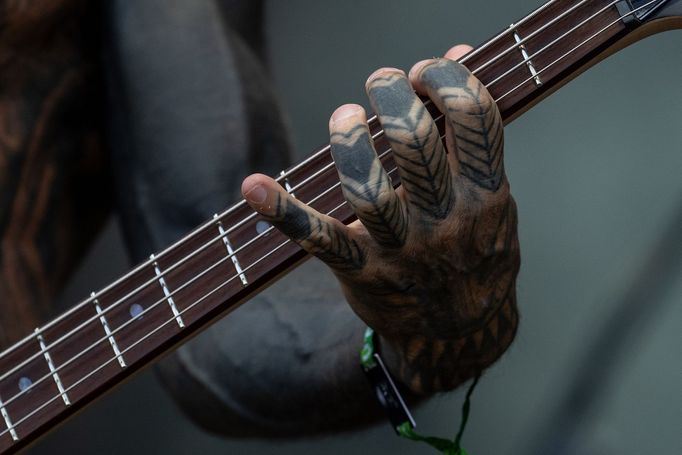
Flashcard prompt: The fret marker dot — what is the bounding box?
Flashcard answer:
[129,303,144,320]
[18,377,32,392]
[256,220,271,235]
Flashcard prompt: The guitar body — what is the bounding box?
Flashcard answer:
[3,0,680,453]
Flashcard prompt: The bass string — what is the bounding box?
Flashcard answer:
[0,0,645,401]
[0,0,641,408]
[0,0,648,407]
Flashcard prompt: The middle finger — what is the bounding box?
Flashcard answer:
[366,68,456,221]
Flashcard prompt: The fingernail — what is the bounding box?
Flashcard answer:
[330,104,363,125]
[244,184,267,204]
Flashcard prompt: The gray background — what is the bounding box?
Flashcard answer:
[32,0,681,453]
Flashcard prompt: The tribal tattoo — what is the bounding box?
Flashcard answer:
[330,124,407,248]
[243,58,519,394]
[419,59,505,191]
[271,192,366,273]
[367,73,455,220]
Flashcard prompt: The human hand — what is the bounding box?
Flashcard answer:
[241,45,519,394]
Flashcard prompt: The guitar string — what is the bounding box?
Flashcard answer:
[0,1,654,431]
[0,1,659,437]
[0,0,589,362]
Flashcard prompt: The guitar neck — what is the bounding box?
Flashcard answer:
[0,0,678,452]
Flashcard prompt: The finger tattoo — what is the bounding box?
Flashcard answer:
[368,72,455,220]
[271,193,366,272]
[419,59,505,192]
[330,124,407,248]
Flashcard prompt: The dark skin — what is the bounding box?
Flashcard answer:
[242,45,520,394]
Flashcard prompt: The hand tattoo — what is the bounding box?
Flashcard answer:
[243,58,520,394]
[271,192,366,273]
[419,59,505,191]
[331,124,407,248]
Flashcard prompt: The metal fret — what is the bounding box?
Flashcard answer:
[35,330,70,406]
[0,397,17,441]
[280,170,296,197]
[510,23,543,86]
[150,255,185,328]
[213,214,248,286]
[91,293,126,368]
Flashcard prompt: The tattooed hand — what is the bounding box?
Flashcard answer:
[241,45,519,394]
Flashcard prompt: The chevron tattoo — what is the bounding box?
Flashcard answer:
[367,72,455,220]
[271,192,366,272]
[419,59,505,191]
[330,124,408,248]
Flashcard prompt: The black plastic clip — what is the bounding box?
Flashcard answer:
[362,352,416,433]
[616,0,641,28]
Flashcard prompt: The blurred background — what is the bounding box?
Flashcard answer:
[31,0,681,453]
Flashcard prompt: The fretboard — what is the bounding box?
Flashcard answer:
[0,0,640,452]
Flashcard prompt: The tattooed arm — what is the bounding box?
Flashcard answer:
[242,45,519,395]
[0,0,108,348]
